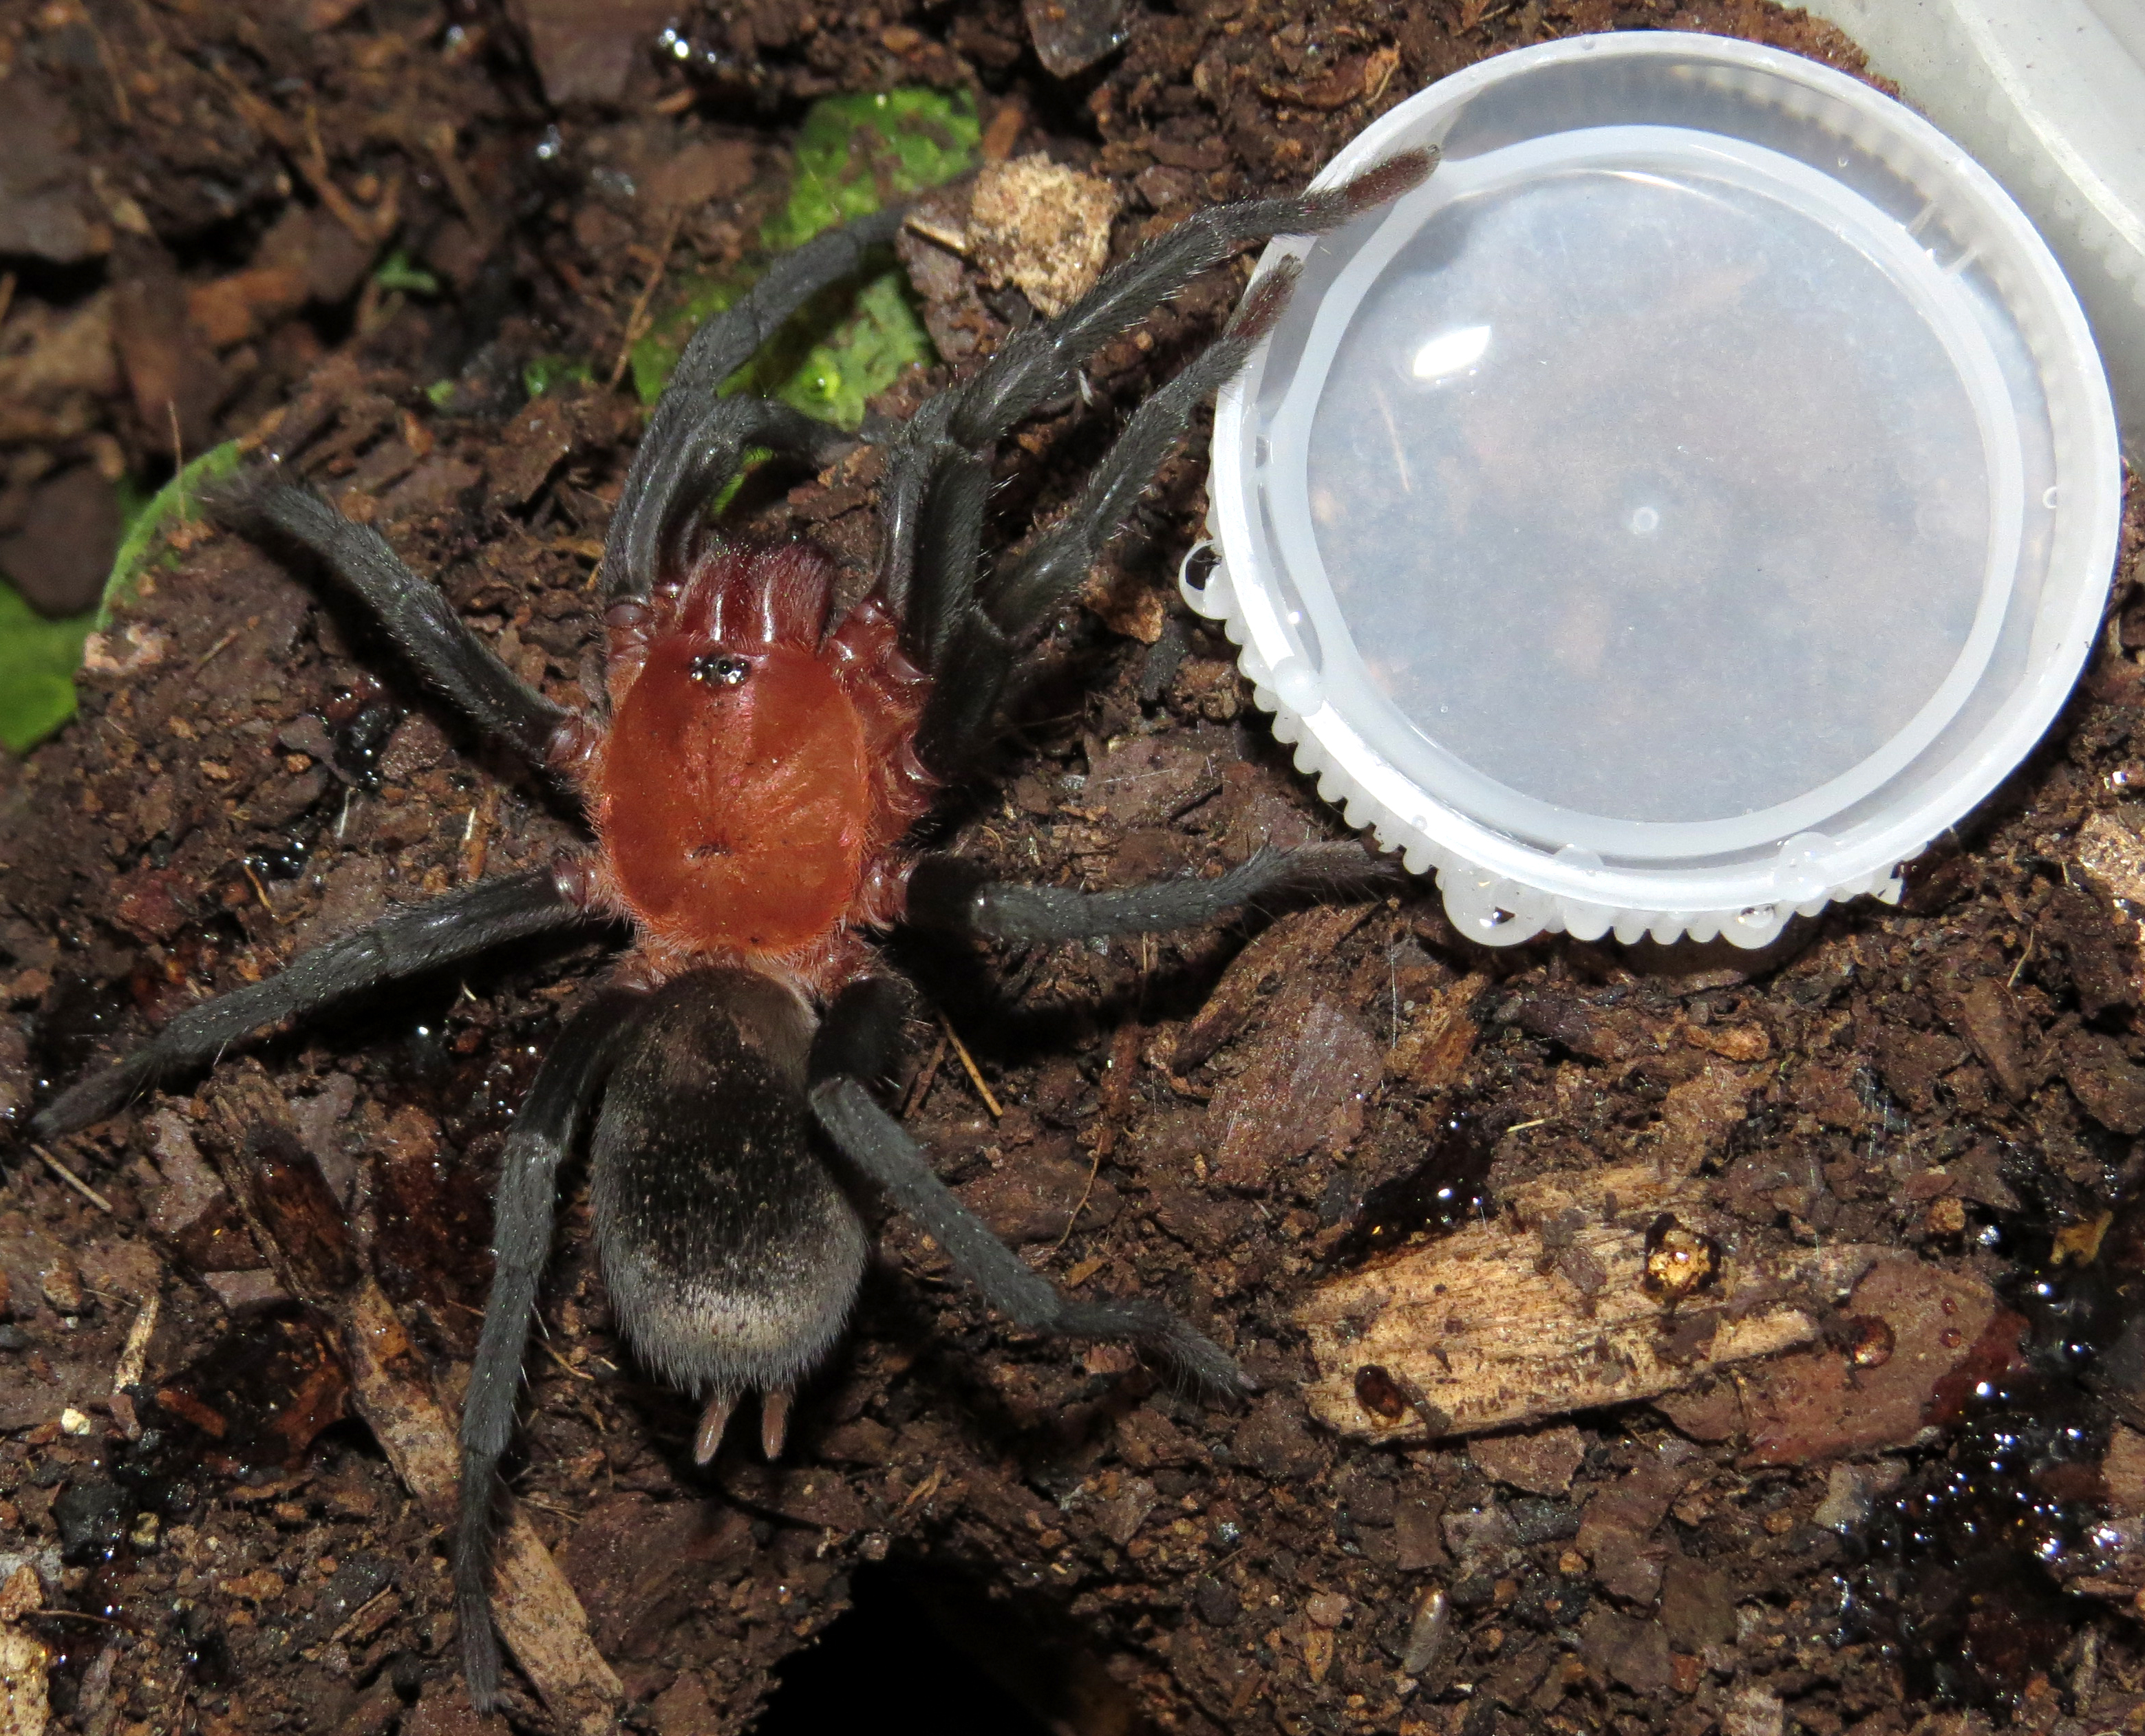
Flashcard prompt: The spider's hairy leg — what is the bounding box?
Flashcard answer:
[210,475,586,773]
[906,842,1401,943]
[943,150,1433,450]
[915,268,1305,764]
[29,867,597,1139]
[809,976,1250,1395]
[601,205,906,600]
[877,147,1437,628]
[588,969,869,1462]
[458,989,648,1712]
[983,261,1301,645]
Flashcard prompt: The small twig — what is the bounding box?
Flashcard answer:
[1049,1149,1103,1253]
[542,1341,595,1383]
[326,1585,398,1646]
[2008,933,2034,989]
[239,859,289,924]
[168,401,186,511]
[83,5,134,125]
[460,784,496,883]
[607,209,682,391]
[32,1145,114,1213]
[896,1464,946,1514]
[195,627,241,667]
[902,1029,949,1116]
[942,1016,1003,1118]
[1505,1117,1549,1134]
[896,1029,948,1107]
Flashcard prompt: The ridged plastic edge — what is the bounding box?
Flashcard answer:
[1180,545,1904,950]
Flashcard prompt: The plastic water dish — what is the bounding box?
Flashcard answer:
[1192,30,2122,950]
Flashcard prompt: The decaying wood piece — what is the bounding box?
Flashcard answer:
[198,1067,623,1736]
[0,1564,49,1736]
[1296,1159,1883,1443]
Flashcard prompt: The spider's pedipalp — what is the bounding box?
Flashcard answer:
[604,205,906,601]
[30,866,595,1141]
[590,969,869,1449]
[609,395,855,606]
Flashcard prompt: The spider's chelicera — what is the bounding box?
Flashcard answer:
[30,148,1431,1705]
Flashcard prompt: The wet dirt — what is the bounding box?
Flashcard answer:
[3,2,2144,1735]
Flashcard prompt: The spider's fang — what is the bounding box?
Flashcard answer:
[760,1387,793,1461]
[693,1389,738,1464]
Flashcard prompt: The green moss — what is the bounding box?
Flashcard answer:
[762,87,982,255]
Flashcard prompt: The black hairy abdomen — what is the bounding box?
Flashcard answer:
[589,969,867,1394]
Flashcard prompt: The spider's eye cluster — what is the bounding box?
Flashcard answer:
[692,652,753,687]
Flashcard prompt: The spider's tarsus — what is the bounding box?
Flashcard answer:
[1225,257,1303,343]
[1327,144,1440,217]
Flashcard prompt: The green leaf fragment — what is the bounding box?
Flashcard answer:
[104,440,246,625]
[373,250,442,295]
[0,579,94,756]
[1,442,244,754]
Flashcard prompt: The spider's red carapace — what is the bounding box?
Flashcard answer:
[574,544,937,996]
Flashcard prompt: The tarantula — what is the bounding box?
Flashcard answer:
[31,148,1429,1704]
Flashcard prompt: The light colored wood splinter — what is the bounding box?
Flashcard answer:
[1295,1160,1885,1442]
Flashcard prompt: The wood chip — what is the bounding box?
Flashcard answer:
[0,1564,47,1736]
[1295,1160,1881,1442]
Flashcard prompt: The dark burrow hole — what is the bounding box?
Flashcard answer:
[754,1559,1092,1735]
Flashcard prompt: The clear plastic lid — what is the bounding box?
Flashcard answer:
[1196,32,2122,948]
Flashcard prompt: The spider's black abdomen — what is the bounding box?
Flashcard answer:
[590,967,867,1403]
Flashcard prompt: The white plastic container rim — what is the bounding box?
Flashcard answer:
[1193,30,2122,950]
